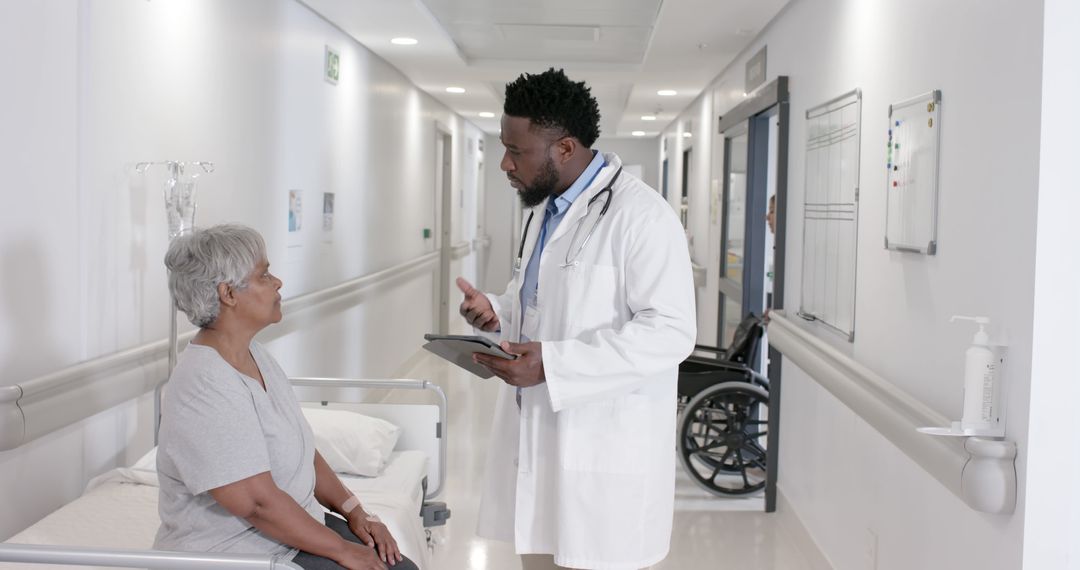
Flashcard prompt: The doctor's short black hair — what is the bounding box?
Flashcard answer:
[503,68,601,148]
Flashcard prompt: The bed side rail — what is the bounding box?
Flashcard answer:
[0,543,301,569]
[287,377,447,500]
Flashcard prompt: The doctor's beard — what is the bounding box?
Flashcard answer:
[516,156,560,208]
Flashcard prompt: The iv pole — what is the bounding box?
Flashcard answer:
[136,161,214,444]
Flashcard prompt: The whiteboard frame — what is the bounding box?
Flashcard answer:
[798,88,862,341]
[884,90,942,255]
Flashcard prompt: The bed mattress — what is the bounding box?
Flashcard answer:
[2,451,430,570]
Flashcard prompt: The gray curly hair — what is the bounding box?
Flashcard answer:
[164,224,267,328]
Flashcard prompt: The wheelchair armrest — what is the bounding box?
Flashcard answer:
[688,344,729,362]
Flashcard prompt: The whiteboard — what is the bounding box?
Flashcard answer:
[799,89,861,340]
[885,90,942,254]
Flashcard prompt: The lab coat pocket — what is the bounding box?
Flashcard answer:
[565,263,619,335]
[558,396,650,473]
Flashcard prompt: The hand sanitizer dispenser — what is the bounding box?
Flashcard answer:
[919,316,1007,438]
[951,316,996,432]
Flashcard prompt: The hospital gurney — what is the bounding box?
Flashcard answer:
[0,378,449,570]
[677,314,769,496]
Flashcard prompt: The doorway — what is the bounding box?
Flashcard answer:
[715,77,789,512]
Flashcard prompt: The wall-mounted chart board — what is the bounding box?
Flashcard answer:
[799,89,861,340]
[885,90,942,254]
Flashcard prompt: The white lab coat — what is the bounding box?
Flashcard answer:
[475,153,697,569]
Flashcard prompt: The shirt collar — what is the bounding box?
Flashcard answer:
[548,151,606,216]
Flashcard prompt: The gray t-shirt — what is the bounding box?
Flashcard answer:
[154,341,323,558]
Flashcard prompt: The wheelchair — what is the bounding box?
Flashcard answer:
[677,314,769,496]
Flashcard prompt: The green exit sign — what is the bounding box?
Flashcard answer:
[325,46,339,84]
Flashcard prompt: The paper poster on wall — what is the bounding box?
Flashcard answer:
[288,189,303,232]
[885,90,942,255]
[322,192,334,243]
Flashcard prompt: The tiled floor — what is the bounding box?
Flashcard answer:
[391,351,813,570]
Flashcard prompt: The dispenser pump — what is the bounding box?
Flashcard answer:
[951,316,990,345]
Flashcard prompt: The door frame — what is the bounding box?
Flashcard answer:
[716,76,789,513]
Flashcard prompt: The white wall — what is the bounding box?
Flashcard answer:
[481,133,517,292]
[1022,0,1080,566]
[663,0,1044,567]
[0,0,481,540]
[593,137,661,191]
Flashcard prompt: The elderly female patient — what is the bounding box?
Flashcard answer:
[154,224,417,570]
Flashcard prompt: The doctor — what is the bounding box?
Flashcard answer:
[457,68,696,570]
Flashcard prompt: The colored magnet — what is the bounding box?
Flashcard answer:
[893,181,898,187]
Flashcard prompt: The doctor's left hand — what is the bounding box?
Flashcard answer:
[474,341,545,387]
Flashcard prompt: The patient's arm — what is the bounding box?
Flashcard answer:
[210,472,386,569]
[313,451,403,565]
[313,450,355,518]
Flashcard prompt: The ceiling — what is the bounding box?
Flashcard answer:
[300,0,789,137]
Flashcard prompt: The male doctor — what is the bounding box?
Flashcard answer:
[457,68,696,570]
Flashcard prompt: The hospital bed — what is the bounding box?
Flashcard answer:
[0,378,449,570]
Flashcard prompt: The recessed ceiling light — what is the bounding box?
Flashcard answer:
[446,87,465,94]
[657,90,677,97]
[632,131,646,137]
[641,115,656,121]
[683,132,693,138]
[391,37,418,45]
[479,112,495,118]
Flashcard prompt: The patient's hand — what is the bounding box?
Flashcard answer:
[335,540,388,570]
[348,514,403,566]
[457,277,499,332]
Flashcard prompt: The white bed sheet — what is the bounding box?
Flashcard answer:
[2,451,430,570]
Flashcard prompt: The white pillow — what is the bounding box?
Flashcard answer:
[131,447,158,471]
[301,407,401,477]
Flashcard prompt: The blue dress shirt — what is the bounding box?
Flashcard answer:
[519,151,606,342]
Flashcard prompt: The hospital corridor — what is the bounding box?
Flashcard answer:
[1,0,1079,569]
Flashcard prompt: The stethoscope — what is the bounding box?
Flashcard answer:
[514,167,622,272]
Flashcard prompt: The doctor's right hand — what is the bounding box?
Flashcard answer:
[457,277,499,332]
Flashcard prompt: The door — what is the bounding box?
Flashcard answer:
[435,128,453,334]
[717,125,749,347]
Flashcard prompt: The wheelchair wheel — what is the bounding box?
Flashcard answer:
[678,381,769,496]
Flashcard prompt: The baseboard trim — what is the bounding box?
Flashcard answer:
[776,487,834,570]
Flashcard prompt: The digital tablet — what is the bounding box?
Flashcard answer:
[422,334,517,379]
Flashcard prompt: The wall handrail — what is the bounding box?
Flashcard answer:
[450,241,471,260]
[767,311,1017,514]
[0,252,441,452]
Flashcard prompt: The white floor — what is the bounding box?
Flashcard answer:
[390,350,816,570]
